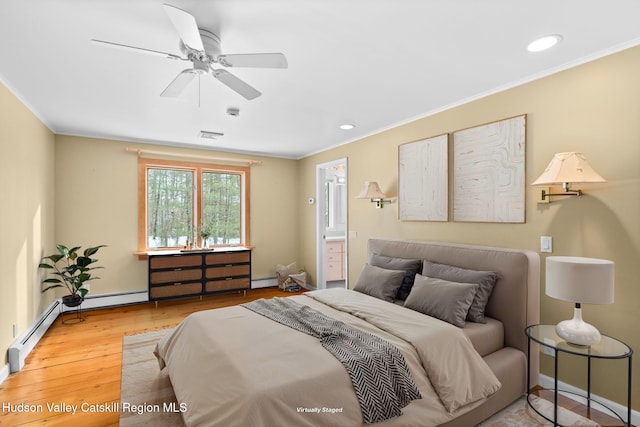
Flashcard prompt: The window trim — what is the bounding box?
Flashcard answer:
[138,157,251,252]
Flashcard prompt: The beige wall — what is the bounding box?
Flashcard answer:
[54,136,300,295]
[299,45,640,409]
[0,83,55,365]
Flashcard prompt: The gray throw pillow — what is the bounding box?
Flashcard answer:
[422,260,498,323]
[369,253,422,300]
[353,263,406,302]
[404,274,478,327]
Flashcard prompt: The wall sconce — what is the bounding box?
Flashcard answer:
[532,152,606,203]
[356,181,393,208]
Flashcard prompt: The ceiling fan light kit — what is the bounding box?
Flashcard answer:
[93,3,288,101]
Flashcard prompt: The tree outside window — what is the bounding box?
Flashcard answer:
[138,158,249,251]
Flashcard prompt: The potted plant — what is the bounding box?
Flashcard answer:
[39,244,106,307]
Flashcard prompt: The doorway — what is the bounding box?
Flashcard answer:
[315,158,348,290]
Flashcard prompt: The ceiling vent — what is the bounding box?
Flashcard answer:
[199,130,224,139]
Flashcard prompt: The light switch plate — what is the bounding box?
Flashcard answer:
[540,236,553,253]
[543,338,556,357]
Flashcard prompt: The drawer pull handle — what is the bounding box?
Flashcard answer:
[174,282,182,286]
[174,268,183,271]
[226,277,233,280]
[225,264,233,267]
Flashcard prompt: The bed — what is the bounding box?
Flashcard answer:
[154,239,540,426]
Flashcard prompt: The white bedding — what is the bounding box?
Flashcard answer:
[155,288,501,426]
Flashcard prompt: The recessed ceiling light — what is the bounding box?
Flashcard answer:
[527,34,562,52]
[339,124,355,130]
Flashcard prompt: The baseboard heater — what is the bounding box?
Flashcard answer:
[7,290,148,374]
[252,277,278,289]
[65,290,148,312]
[6,281,273,376]
[8,299,60,373]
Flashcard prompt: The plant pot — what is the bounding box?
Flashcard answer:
[62,294,83,308]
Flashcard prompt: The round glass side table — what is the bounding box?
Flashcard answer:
[525,324,632,427]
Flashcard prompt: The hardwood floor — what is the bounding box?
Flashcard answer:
[0,287,630,426]
[0,287,303,426]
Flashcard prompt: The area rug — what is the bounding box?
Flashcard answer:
[120,329,183,426]
[120,329,599,426]
[478,395,599,427]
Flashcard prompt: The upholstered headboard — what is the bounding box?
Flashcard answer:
[367,238,540,358]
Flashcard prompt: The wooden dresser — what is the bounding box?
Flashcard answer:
[148,248,251,303]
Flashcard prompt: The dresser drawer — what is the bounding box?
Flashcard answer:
[149,282,202,299]
[326,262,344,281]
[206,278,250,293]
[326,241,344,253]
[150,268,202,284]
[150,254,202,269]
[326,252,343,263]
[205,251,250,265]
[206,265,250,279]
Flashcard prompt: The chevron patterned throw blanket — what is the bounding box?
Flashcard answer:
[243,298,422,424]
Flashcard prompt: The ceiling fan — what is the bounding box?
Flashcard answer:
[92,3,288,100]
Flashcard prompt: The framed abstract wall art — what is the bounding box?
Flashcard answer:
[398,133,448,221]
[452,115,526,223]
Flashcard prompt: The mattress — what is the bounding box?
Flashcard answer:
[463,317,504,357]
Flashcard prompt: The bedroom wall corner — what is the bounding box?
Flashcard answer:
[0,80,56,368]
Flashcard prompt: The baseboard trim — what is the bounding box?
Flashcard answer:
[538,374,638,425]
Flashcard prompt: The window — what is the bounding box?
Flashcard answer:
[138,158,250,251]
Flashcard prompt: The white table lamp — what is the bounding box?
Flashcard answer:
[545,256,614,346]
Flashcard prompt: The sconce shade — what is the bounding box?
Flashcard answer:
[546,256,614,305]
[356,181,386,199]
[532,152,606,185]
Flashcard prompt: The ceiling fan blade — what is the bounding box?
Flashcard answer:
[163,4,204,51]
[161,69,197,97]
[217,53,288,69]
[212,69,261,100]
[91,39,182,60]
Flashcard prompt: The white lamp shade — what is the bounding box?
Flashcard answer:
[532,152,606,185]
[356,181,386,199]
[546,256,614,304]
